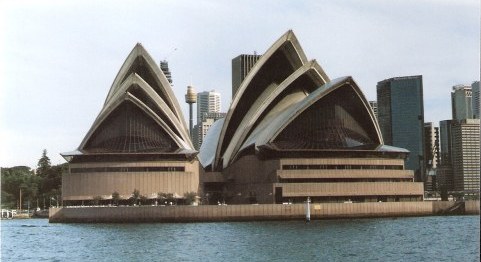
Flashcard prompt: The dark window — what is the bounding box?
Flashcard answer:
[282,164,402,170]
[70,166,185,173]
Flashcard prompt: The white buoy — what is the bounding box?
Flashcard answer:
[305,197,311,222]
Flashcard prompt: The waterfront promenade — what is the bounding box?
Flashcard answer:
[49,200,479,223]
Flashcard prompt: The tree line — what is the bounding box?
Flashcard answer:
[1,149,64,210]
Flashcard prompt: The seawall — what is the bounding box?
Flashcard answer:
[49,200,480,223]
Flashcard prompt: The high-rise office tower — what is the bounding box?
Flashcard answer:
[377,75,425,181]
[369,101,378,119]
[232,54,261,99]
[439,120,453,165]
[424,122,440,169]
[451,119,480,196]
[451,85,473,120]
[193,112,227,150]
[197,90,221,123]
[472,81,480,119]
[424,122,440,193]
[160,60,173,84]
[439,119,481,197]
[194,90,222,149]
[438,120,454,191]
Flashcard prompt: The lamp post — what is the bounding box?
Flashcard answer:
[305,197,311,222]
[19,188,22,213]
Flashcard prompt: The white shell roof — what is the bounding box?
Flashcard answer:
[201,30,395,170]
[63,43,194,157]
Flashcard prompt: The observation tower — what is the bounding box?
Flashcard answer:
[185,85,197,139]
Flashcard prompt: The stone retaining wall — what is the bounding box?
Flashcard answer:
[49,200,480,223]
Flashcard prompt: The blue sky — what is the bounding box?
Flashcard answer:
[0,0,479,168]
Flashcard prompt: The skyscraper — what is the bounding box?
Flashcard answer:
[451,85,473,120]
[424,122,440,194]
[232,54,261,99]
[472,81,480,119]
[197,90,221,123]
[439,120,453,165]
[424,122,440,169]
[160,60,173,84]
[194,90,222,149]
[193,112,227,150]
[451,119,480,196]
[377,75,425,181]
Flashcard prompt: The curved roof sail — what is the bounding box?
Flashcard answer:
[103,43,189,137]
[261,76,383,149]
[198,118,225,168]
[83,98,180,153]
[63,43,194,158]
[202,30,391,170]
[222,60,330,168]
[214,30,313,169]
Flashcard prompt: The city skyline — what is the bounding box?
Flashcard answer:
[1,0,479,168]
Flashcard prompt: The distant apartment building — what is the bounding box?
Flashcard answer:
[439,120,453,166]
[451,119,480,196]
[472,81,480,119]
[369,100,378,119]
[451,85,473,120]
[160,60,173,84]
[377,75,425,181]
[424,169,437,192]
[197,90,221,123]
[443,83,480,198]
[193,112,227,150]
[232,54,261,99]
[424,122,440,193]
[424,122,440,169]
[193,90,223,149]
[439,118,480,197]
[438,120,454,191]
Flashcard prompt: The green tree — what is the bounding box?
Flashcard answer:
[157,192,175,205]
[131,189,140,205]
[41,163,66,194]
[92,196,102,206]
[112,191,120,206]
[1,166,38,209]
[36,149,51,177]
[157,192,167,205]
[1,150,66,209]
[140,195,148,206]
[184,191,198,205]
[165,193,175,205]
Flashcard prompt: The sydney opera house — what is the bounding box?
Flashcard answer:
[61,44,199,204]
[61,30,423,205]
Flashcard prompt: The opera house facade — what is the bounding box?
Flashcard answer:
[61,30,423,205]
[199,30,424,204]
[61,44,199,204]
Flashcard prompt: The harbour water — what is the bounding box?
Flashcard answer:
[1,216,479,261]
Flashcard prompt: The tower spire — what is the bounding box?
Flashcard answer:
[185,85,197,139]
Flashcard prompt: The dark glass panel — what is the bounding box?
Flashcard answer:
[274,84,377,149]
[84,101,178,153]
[128,85,181,137]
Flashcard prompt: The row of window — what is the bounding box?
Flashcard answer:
[279,178,412,183]
[282,164,404,170]
[70,166,185,173]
